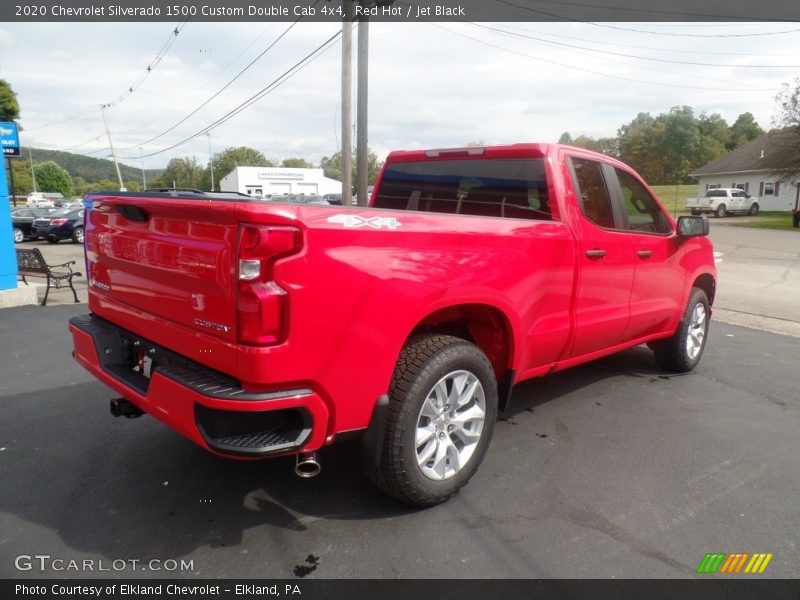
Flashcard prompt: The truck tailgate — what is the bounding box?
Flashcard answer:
[84,195,239,342]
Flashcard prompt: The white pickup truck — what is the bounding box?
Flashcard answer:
[686,188,759,218]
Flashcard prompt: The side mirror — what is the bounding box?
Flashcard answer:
[677,215,709,237]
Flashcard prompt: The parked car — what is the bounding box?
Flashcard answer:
[686,188,759,217]
[323,193,342,205]
[10,207,55,243]
[31,207,85,243]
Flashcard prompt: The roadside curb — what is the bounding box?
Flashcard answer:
[713,307,800,339]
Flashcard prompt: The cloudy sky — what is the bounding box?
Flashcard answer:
[1,20,798,170]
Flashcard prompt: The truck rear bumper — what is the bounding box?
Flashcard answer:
[69,314,330,458]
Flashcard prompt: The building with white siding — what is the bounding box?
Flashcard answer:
[690,134,799,212]
[219,167,341,198]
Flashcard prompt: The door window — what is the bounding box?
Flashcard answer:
[614,168,671,234]
[570,157,615,229]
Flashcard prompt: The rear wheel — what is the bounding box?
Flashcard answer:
[749,203,759,216]
[715,204,727,218]
[651,288,710,373]
[72,226,84,244]
[13,228,24,243]
[690,209,701,216]
[368,334,498,506]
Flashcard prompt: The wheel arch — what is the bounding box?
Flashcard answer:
[405,303,516,399]
[692,273,716,306]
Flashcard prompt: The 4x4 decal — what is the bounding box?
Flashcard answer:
[327,214,402,230]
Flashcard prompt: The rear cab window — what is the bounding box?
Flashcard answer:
[373,158,552,220]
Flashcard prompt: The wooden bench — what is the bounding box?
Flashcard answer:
[16,248,82,306]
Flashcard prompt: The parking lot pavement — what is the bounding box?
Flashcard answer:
[0,304,797,579]
[14,238,88,305]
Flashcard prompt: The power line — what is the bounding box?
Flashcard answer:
[432,24,780,93]
[120,30,342,160]
[491,0,800,24]
[470,24,777,91]
[114,23,280,137]
[103,19,189,108]
[587,22,800,38]
[111,19,301,152]
[495,23,800,56]
[469,22,800,68]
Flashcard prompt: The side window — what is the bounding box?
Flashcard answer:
[614,168,671,234]
[570,157,615,229]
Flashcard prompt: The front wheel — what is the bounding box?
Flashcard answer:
[368,334,498,507]
[72,226,84,244]
[651,288,710,372]
[13,228,24,243]
[715,204,727,218]
[749,203,759,216]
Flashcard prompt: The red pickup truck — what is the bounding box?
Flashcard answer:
[69,144,716,506]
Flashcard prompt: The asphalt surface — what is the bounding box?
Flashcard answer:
[0,303,797,579]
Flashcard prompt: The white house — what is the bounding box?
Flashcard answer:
[219,166,341,197]
[690,134,799,212]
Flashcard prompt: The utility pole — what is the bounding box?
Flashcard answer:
[341,3,353,206]
[356,15,369,207]
[100,104,126,192]
[28,147,37,193]
[140,147,146,189]
[207,132,215,192]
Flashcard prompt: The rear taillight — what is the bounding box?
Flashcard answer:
[237,225,302,345]
[50,218,68,226]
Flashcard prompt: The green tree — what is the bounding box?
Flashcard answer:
[10,158,33,195]
[280,157,313,168]
[152,156,206,189]
[320,148,381,184]
[762,78,800,179]
[0,79,20,122]
[728,112,764,150]
[212,146,273,183]
[617,112,666,183]
[558,132,573,144]
[33,161,74,196]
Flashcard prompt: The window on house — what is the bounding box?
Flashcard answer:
[763,182,775,196]
[706,183,721,190]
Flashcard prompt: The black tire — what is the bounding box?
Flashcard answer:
[651,288,710,373]
[368,334,498,507]
[47,237,60,244]
[690,209,701,216]
[13,227,24,243]
[715,204,727,218]
[72,226,84,244]
[749,203,759,216]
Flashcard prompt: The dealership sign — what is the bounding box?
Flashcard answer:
[258,169,305,180]
[0,122,20,156]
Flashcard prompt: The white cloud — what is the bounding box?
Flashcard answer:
[0,21,797,169]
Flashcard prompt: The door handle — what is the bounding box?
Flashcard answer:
[585,248,606,259]
[637,249,653,259]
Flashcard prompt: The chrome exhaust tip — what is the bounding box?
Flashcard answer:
[295,453,321,479]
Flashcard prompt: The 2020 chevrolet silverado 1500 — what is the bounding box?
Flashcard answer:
[69,144,716,506]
